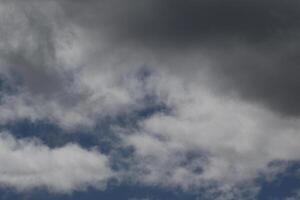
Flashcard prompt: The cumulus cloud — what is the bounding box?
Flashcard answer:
[0,132,112,192]
[124,74,300,188]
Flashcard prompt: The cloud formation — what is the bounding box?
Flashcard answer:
[0,1,147,129]
[125,73,300,188]
[59,0,300,116]
[0,132,112,192]
[61,0,300,43]
[1,0,300,199]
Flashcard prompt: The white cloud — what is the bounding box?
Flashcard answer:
[0,132,113,192]
[125,73,300,191]
[0,0,146,129]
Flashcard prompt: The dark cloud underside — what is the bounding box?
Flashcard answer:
[61,0,300,43]
[60,0,300,116]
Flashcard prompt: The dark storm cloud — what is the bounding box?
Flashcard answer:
[208,39,300,117]
[60,0,300,116]
[123,0,300,46]
[61,0,300,44]
[4,0,300,116]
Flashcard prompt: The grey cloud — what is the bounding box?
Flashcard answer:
[120,0,300,46]
[207,40,300,117]
[2,0,300,119]
[61,0,300,44]
[59,0,300,117]
[4,0,300,116]
[0,1,76,99]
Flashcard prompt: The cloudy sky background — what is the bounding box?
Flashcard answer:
[1,0,300,199]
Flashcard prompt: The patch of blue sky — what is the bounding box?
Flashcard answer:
[256,161,300,200]
[0,183,199,200]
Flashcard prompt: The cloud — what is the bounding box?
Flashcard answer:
[124,73,300,192]
[0,132,112,192]
[0,1,68,95]
[1,0,300,199]
[1,0,300,125]
[60,0,300,44]
[59,0,300,117]
[0,1,148,129]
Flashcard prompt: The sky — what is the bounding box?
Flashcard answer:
[1,0,300,199]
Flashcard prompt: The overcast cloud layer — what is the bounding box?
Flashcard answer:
[1,0,300,199]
